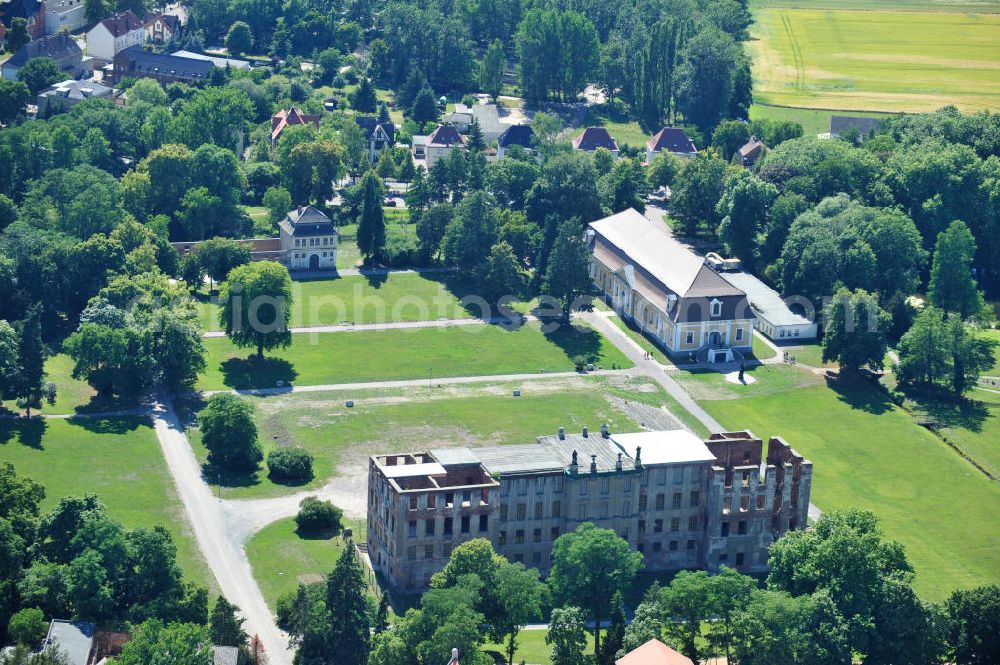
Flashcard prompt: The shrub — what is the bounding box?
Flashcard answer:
[267,446,314,483]
[572,354,587,372]
[8,608,47,646]
[382,233,419,268]
[295,497,343,535]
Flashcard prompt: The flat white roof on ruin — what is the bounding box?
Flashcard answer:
[380,462,446,478]
[610,430,716,465]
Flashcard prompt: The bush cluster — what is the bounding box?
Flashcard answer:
[295,496,343,535]
[267,446,314,483]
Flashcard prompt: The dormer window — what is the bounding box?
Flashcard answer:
[710,299,722,317]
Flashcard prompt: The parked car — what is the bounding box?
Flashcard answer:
[384,198,397,206]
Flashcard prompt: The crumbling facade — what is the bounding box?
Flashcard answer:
[367,427,812,592]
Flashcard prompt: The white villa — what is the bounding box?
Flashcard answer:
[278,206,338,270]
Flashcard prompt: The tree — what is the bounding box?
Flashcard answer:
[622,588,666,654]
[117,620,213,665]
[598,158,650,214]
[326,546,370,665]
[63,323,155,397]
[267,447,314,483]
[7,607,46,646]
[410,85,439,126]
[731,589,851,665]
[599,592,626,665]
[197,238,252,288]
[17,58,63,96]
[541,220,594,321]
[357,170,387,264]
[646,152,679,190]
[67,549,114,621]
[546,606,588,665]
[210,595,249,653]
[494,561,544,665]
[661,571,715,663]
[0,320,19,409]
[220,261,293,358]
[670,152,729,236]
[483,242,526,305]
[480,39,504,100]
[15,305,47,417]
[84,0,106,24]
[712,120,751,160]
[351,78,377,113]
[896,307,950,387]
[0,80,30,125]
[947,584,1000,665]
[416,203,452,261]
[822,288,891,373]
[945,315,994,396]
[199,393,262,472]
[295,496,343,535]
[442,191,500,274]
[675,29,739,136]
[127,77,167,106]
[264,186,292,226]
[717,170,778,268]
[548,523,643,656]
[373,594,389,635]
[5,18,30,53]
[225,21,253,57]
[927,220,987,319]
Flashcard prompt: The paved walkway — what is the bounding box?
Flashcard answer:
[151,396,294,665]
[290,266,454,279]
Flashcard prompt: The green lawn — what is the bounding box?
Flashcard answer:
[751,333,778,361]
[779,342,837,368]
[246,517,367,611]
[748,6,1000,112]
[188,380,650,498]
[604,312,670,364]
[6,354,139,416]
[197,322,632,391]
[982,329,1000,374]
[198,273,474,331]
[749,104,895,136]
[0,417,213,592]
[694,372,1000,600]
[244,205,273,237]
[578,108,649,149]
[482,629,597,665]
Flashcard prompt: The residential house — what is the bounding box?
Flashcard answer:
[0,0,44,45]
[367,427,811,591]
[645,127,697,163]
[828,115,882,142]
[616,639,695,665]
[43,0,84,34]
[271,107,321,148]
[716,269,817,342]
[587,208,754,362]
[86,10,143,62]
[37,77,115,112]
[171,49,249,70]
[442,102,473,131]
[142,11,180,44]
[573,126,619,158]
[735,135,765,167]
[355,115,395,162]
[496,124,534,159]
[43,621,95,665]
[471,103,501,143]
[279,205,338,270]
[2,31,83,80]
[412,124,466,169]
[112,45,212,84]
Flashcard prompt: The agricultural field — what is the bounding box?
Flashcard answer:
[684,364,1000,600]
[197,321,632,391]
[197,272,475,331]
[748,104,893,137]
[186,374,666,499]
[748,0,1000,113]
[0,417,214,592]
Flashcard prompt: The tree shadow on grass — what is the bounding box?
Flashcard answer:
[359,268,389,289]
[220,356,298,390]
[200,461,263,490]
[295,525,343,541]
[0,418,48,449]
[73,392,140,415]
[68,416,145,435]
[826,373,893,416]
[543,321,605,365]
[898,384,990,433]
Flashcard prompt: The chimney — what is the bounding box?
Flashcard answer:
[635,446,642,468]
[590,454,597,474]
[601,423,610,438]
[449,647,460,665]
[570,450,578,475]
[558,426,565,440]
[616,452,623,471]
[298,205,303,213]
[582,426,588,438]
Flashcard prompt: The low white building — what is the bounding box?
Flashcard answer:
[412,124,466,169]
[37,77,116,112]
[43,0,85,35]
[279,206,338,270]
[85,10,144,62]
[718,270,817,342]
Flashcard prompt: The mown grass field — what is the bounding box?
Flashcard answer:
[187,376,662,499]
[748,104,893,137]
[197,272,474,331]
[687,366,1000,600]
[0,418,213,592]
[482,629,598,665]
[748,3,1000,112]
[246,516,367,610]
[197,322,631,391]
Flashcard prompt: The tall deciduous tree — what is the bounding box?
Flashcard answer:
[5,18,30,53]
[357,170,387,264]
[480,39,504,101]
[927,220,987,319]
[443,191,499,273]
[946,584,1000,665]
[220,261,292,358]
[199,393,262,472]
[717,170,778,268]
[541,220,593,321]
[351,78,377,114]
[821,288,891,373]
[0,80,30,126]
[548,523,643,657]
[896,307,950,387]
[675,28,739,136]
[546,606,588,665]
[224,21,253,57]
[670,152,728,236]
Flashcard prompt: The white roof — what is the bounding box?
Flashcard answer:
[719,271,813,327]
[610,430,716,465]
[171,50,250,69]
[380,462,446,478]
[589,209,706,297]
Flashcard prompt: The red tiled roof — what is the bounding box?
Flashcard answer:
[428,124,466,147]
[271,107,321,141]
[100,10,143,37]
[573,126,618,152]
[616,639,694,665]
[647,127,697,154]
